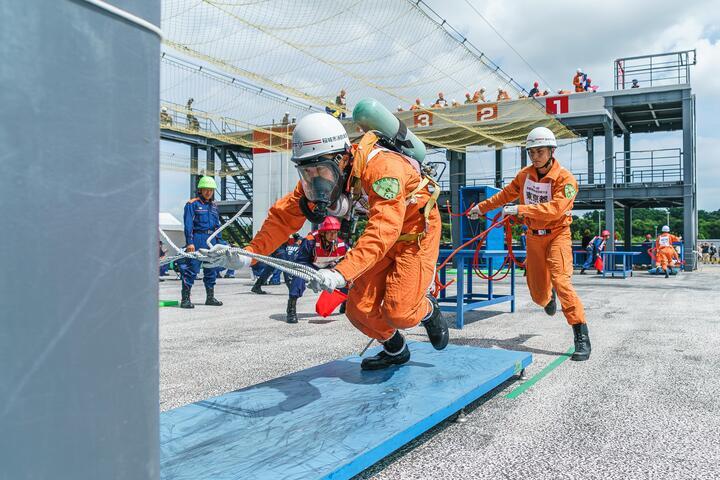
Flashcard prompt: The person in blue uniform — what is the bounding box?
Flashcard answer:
[250,245,286,294]
[286,217,347,324]
[580,230,610,274]
[179,176,225,308]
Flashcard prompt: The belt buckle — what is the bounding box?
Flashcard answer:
[538,229,547,235]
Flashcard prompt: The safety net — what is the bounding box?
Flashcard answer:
[161,0,575,151]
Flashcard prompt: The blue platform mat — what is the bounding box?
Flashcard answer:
[160,342,532,480]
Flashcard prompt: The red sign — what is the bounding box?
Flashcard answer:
[476,103,498,122]
[545,96,569,114]
[413,110,433,128]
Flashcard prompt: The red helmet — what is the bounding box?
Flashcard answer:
[601,230,610,237]
[534,81,539,87]
[318,216,341,232]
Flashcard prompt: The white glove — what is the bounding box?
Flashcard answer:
[502,205,519,216]
[309,269,346,293]
[468,205,482,220]
[199,244,251,270]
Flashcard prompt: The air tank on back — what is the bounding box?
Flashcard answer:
[352,98,426,163]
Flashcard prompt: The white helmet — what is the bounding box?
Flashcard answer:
[662,225,670,233]
[161,106,167,113]
[526,127,557,148]
[291,113,350,163]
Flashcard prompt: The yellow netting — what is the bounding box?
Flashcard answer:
[161,54,318,149]
[161,0,575,150]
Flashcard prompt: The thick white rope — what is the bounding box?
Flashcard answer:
[77,0,163,38]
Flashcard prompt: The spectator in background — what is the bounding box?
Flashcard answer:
[496,88,511,101]
[472,88,486,102]
[434,92,448,107]
[250,244,286,294]
[410,98,423,110]
[557,89,572,95]
[573,69,585,93]
[159,240,169,279]
[528,81,540,97]
[281,112,290,125]
[584,77,598,92]
[709,243,717,263]
[186,98,200,131]
[464,92,473,104]
[451,99,461,107]
[336,89,347,118]
[397,106,404,112]
[580,230,610,274]
[701,242,710,263]
[160,106,172,126]
[581,229,593,250]
[631,79,640,88]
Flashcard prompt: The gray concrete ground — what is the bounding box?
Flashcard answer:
[159,265,720,479]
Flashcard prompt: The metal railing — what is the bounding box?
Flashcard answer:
[439,149,682,192]
[614,50,696,90]
[613,148,682,184]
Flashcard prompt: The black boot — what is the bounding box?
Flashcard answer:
[665,269,670,278]
[544,289,557,316]
[286,297,298,324]
[205,287,223,306]
[422,295,449,350]
[339,301,346,314]
[571,323,591,361]
[180,284,194,309]
[579,268,586,275]
[251,278,266,295]
[361,332,411,370]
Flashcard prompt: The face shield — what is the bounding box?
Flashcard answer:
[296,159,343,207]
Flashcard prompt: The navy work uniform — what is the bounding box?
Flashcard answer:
[180,197,225,289]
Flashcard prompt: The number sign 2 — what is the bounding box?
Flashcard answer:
[476,103,498,121]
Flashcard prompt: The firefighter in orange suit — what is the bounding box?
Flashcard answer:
[470,127,591,361]
[655,225,681,278]
[573,68,585,93]
[203,112,448,370]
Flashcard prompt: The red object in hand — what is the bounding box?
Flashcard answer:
[594,256,604,271]
[315,290,348,317]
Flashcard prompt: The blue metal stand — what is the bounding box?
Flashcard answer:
[601,251,641,278]
[160,343,532,480]
[437,249,522,329]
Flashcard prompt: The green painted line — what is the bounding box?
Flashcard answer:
[159,300,179,307]
[505,347,575,399]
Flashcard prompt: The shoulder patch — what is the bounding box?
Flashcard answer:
[564,184,577,199]
[372,177,400,200]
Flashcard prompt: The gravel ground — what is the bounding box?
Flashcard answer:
[159,265,720,479]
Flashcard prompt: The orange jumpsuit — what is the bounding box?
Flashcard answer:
[246,134,441,341]
[476,158,586,325]
[655,233,681,269]
[573,74,585,92]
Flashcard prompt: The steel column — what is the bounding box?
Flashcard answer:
[190,145,199,196]
[220,147,227,201]
[587,130,594,184]
[520,147,527,168]
[604,115,615,251]
[495,148,503,188]
[623,133,631,183]
[624,206,632,250]
[682,92,697,270]
[448,150,466,248]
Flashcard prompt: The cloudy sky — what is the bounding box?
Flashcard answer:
[160,0,720,217]
[423,0,720,211]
